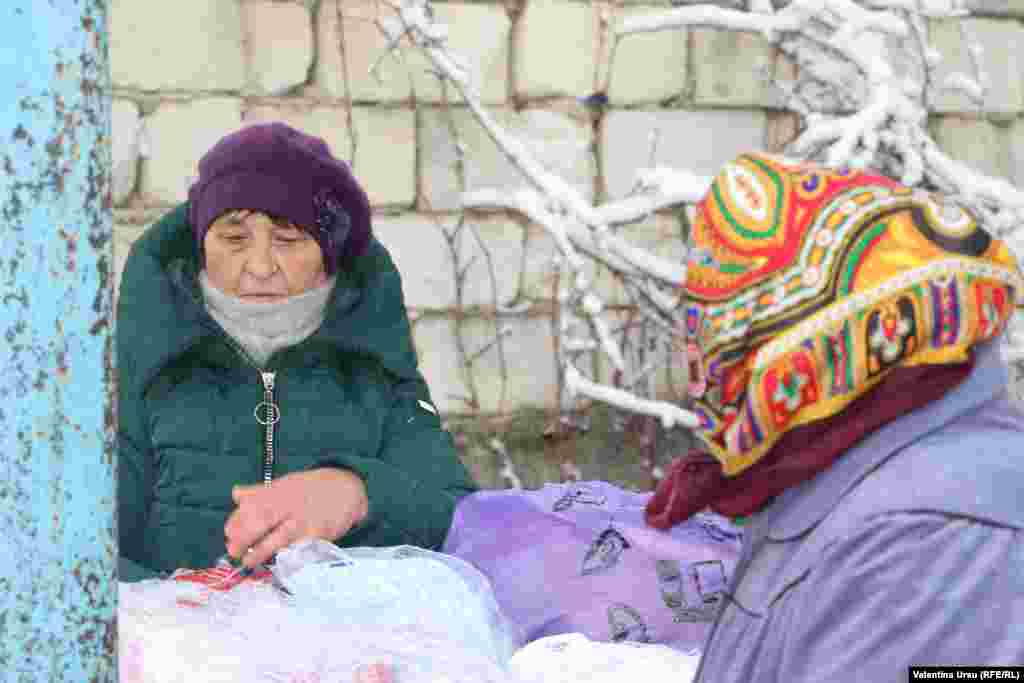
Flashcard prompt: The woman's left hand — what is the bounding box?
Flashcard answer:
[224,468,369,568]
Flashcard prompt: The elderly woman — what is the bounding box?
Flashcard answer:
[646,153,1024,676]
[117,122,476,581]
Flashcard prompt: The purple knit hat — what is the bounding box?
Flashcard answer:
[187,122,372,275]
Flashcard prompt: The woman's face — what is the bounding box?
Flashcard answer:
[203,210,327,302]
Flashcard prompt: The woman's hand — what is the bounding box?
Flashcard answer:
[224,468,369,568]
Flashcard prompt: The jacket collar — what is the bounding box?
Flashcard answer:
[762,340,1010,542]
[120,203,420,396]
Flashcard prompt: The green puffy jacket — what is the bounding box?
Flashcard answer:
[117,204,477,581]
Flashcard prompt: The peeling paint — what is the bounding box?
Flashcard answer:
[0,1,116,680]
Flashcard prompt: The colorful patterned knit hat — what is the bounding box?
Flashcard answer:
[684,152,1023,476]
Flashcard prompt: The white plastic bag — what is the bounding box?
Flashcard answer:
[508,633,702,683]
[272,541,522,666]
[119,540,518,683]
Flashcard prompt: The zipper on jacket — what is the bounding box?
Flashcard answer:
[255,371,279,486]
[218,333,279,487]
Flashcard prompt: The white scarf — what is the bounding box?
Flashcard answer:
[199,272,337,366]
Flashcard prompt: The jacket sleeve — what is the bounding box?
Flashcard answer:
[115,235,162,582]
[310,235,477,549]
[779,512,1024,679]
[319,375,478,550]
[117,416,160,582]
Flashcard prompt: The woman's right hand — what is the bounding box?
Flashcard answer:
[224,468,368,568]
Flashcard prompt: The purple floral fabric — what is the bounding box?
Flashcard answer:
[442,481,743,652]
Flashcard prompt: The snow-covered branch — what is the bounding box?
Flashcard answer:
[860,0,968,18]
[463,188,687,319]
[595,167,713,225]
[616,0,1024,243]
[379,0,1024,431]
[921,144,1024,234]
[619,3,803,39]
[564,364,699,430]
[489,438,522,489]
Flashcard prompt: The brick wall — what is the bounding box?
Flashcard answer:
[111,0,1024,420]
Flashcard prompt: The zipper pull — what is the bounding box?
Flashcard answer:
[260,371,276,394]
[255,371,279,488]
[254,371,280,427]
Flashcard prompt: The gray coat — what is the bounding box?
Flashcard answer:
[694,342,1024,682]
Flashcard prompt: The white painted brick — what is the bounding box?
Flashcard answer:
[420,2,510,104]
[112,99,141,206]
[373,214,454,309]
[414,315,559,413]
[352,107,417,207]
[692,29,774,108]
[244,102,355,164]
[602,109,766,199]
[930,115,1011,182]
[139,99,244,204]
[112,221,148,306]
[111,0,245,91]
[515,0,600,99]
[244,103,415,208]
[454,215,532,308]
[420,107,596,211]
[608,9,687,106]
[412,317,466,413]
[1010,117,1024,188]
[487,217,606,307]
[316,0,509,105]
[376,213,542,310]
[315,0,403,102]
[928,18,1024,116]
[243,1,313,95]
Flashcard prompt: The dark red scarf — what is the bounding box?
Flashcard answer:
[645,357,975,528]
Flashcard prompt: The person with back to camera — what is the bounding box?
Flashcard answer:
[117,122,477,581]
[645,152,1024,679]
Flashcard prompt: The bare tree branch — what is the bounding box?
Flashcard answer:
[367,0,1024,431]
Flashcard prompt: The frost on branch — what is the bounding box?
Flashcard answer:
[616,0,1024,235]
[371,0,1024,445]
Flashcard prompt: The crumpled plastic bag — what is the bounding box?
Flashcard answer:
[272,541,522,665]
[118,540,519,683]
[508,633,702,683]
[443,481,742,651]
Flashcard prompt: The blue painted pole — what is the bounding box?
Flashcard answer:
[0,2,116,681]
